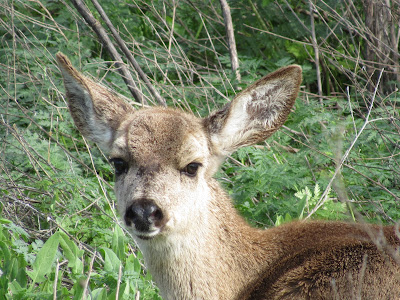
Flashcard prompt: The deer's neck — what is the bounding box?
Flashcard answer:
[136,180,273,300]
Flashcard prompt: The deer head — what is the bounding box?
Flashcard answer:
[56,53,301,243]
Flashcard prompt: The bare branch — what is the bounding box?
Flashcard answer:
[90,0,167,106]
[82,253,96,299]
[68,0,146,105]
[306,69,388,219]
[219,0,241,83]
[309,0,323,104]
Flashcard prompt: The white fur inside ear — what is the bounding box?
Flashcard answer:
[213,94,249,155]
[244,79,289,128]
[213,79,289,154]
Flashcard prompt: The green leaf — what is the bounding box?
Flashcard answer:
[0,275,9,298]
[111,225,125,260]
[0,241,11,261]
[108,282,129,300]
[27,232,60,285]
[92,287,108,299]
[8,279,24,297]
[125,254,142,275]
[59,232,84,274]
[100,247,121,274]
[0,218,12,225]
[15,266,27,289]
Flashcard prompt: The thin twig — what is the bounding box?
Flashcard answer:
[219,0,241,83]
[247,0,268,31]
[4,193,107,262]
[82,137,119,221]
[305,68,386,219]
[83,253,96,300]
[135,290,140,300]
[53,259,60,300]
[309,0,323,104]
[346,86,358,135]
[163,0,177,84]
[283,130,400,203]
[68,0,146,104]
[116,264,122,299]
[90,0,166,106]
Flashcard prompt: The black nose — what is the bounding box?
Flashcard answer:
[124,199,163,232]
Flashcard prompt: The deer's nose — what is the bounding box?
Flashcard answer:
[124,199,163,232]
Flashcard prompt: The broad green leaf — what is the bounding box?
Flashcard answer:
[59,232,84,274]
[108,282,129,300]
[0,275,9,298]
[27,232,60,284]
[0,241,10,261]
[92,287,108,299]
[15,266,27,289]
[8,279,24,296]
[120,282,130,299]
[0,219,12,225]
[8,257,19,281]
[111,225,125,260]
[100,247,121,274]
[125,254,141,276]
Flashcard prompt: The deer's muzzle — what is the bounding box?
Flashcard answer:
[124,198,164,239]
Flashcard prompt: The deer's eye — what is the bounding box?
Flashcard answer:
[110,158,128,176]
[182,162,201,177]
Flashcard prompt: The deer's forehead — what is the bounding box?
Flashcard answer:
[112,108,209,164]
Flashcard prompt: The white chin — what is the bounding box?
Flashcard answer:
[133,229,160,240]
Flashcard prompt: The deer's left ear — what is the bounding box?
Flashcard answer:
[56,52,135,152]
[203,65,302,158]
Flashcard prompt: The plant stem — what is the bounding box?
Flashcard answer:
[219,0,241,83]
[69,0,147,105]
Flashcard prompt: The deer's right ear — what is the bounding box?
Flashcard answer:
[56,52,134,152]
[203,65,302,161]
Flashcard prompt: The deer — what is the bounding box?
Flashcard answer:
[56,52,400,300]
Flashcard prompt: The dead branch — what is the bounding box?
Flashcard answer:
[90,0,166,106]
[68,0,146,105]
[309,0,323,104]
[219,0,241,83]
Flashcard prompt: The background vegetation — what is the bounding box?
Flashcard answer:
[1,0,399,298]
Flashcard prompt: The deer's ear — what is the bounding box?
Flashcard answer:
[56,52,134,152]
[204,65,302,158]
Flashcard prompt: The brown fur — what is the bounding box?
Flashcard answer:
[56,52,400,300]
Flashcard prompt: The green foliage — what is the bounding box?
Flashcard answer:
[219,96,399,226]
[0,221,160,299]
[294,184,347,221]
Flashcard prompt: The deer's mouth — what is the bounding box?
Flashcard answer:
[132,224,166,240]
[136,231,158,240]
